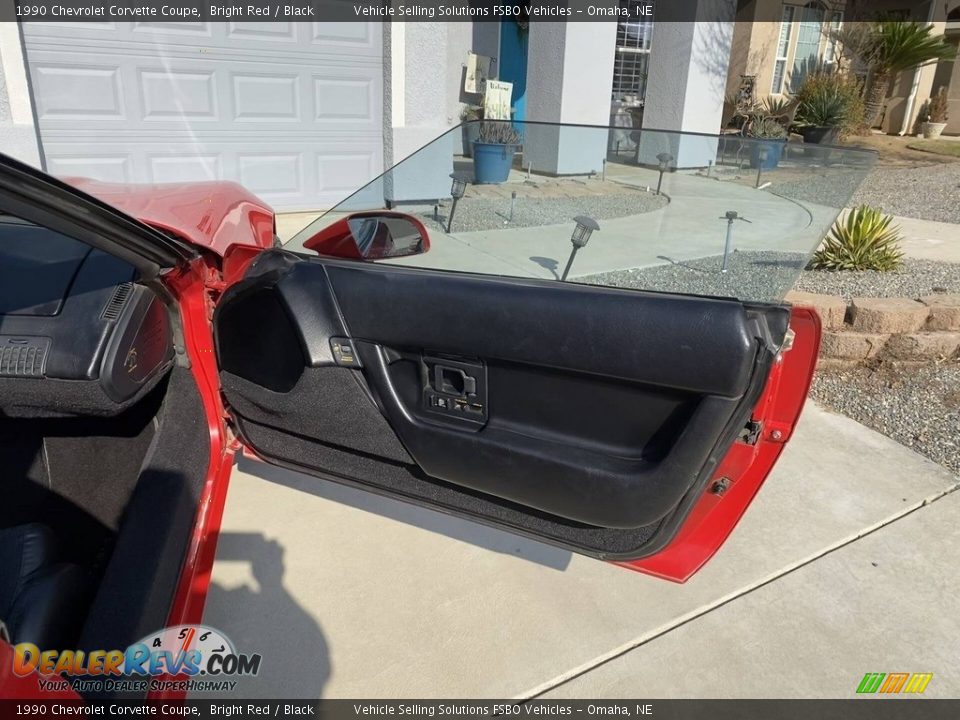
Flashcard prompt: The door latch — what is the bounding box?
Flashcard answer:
[738,420,763,445]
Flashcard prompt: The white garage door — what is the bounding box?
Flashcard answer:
[22,22,383,212]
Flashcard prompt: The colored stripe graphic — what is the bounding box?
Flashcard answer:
[857,673,885,694]
[856,672,933,694]
[880,673,909,693]
[903,673,934,694]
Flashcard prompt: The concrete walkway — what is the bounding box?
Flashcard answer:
[412,169,830,280]
[894,215,960,263]
[201,402,958,698]
[544,487,960,698]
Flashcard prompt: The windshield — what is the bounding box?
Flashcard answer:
[290,121,876,304]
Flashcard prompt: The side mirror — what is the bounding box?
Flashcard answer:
[300,211,430,261]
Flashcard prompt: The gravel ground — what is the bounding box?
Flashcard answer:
[578,251,806,304]
[811,360,960,477]
[419,190,667,234]
[580,254,960,303]
[851,163,960,224]
[795,259,960,299]
[766,168,867,210]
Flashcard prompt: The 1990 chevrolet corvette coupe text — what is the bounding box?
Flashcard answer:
[0,122,871,699]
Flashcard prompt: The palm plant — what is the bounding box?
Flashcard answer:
[860,21,956,128]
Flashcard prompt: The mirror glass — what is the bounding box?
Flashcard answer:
[346,216,425,259]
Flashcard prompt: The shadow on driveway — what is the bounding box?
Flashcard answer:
[206,531,331,698]
[240,457,572,572]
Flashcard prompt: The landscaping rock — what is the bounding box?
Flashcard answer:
[820,331,888,360]
[848,297,929,333]
[785,291,848,330]
[920,294,960,331]
[883,332,960,360]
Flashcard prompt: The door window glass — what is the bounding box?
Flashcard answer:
[288,121,876,306]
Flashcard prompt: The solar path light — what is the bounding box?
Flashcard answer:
[561,216,600,281]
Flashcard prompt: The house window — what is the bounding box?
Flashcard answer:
[823,11,844,66]
[611,0,654,102]
[771,5,796,94]
[791,3,826,89]
[772,2,844,95]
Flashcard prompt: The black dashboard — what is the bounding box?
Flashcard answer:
[0,217,173,417]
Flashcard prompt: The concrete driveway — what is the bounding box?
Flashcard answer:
[201,402,959,698]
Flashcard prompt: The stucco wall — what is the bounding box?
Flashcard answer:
[934,34,960,133]
[0,18,42,167]
[726,0,781,101]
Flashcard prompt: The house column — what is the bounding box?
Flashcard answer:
[0,11,43,168]
[523,21,617,175]
[377,21,456,207]
[639,0,736,168]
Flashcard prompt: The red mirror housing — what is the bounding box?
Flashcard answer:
[301,211,430,261]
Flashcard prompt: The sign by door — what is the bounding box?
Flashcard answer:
[465,53,491,94]
[484,80,513,120]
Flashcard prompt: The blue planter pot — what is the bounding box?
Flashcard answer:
[749,140,785,170]
[473,142,516,184]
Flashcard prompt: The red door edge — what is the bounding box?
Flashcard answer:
[151,260,237,701]
[619,306,822,583]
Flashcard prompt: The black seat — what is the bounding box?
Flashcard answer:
[0,524,87,648]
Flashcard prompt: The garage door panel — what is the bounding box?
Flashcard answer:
[231,73,300,121]
[147,155,221,183]
[46,155,133,184]
[226,22,298,42]
[311,22,380,53]
[140,69,219,121]
[23,21,383,212]
[33,64,126,120]
[40,139,381,209]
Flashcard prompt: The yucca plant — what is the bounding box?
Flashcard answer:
[809,206,904,271]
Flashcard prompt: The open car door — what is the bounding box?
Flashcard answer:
[213,123,875,582]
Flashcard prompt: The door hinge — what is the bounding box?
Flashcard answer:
[738,420,763,445]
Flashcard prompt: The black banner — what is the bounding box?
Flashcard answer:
[0,700,957,720]
[4,0,865,24]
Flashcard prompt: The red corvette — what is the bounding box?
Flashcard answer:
[0,126,854,699]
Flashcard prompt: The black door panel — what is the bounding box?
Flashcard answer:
[323,263,759,397]
[215,251,788,558]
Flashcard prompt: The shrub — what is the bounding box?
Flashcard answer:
[793,72,865,137]
[477,121,522,145]
[926,87,949,123]
[809,205,904,272]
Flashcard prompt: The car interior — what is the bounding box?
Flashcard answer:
[0,215,206,666]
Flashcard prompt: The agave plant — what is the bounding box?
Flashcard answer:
[809,206,905,272]
[747,116,788,140]
[795,86,850,128]
[760,95,796,122]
